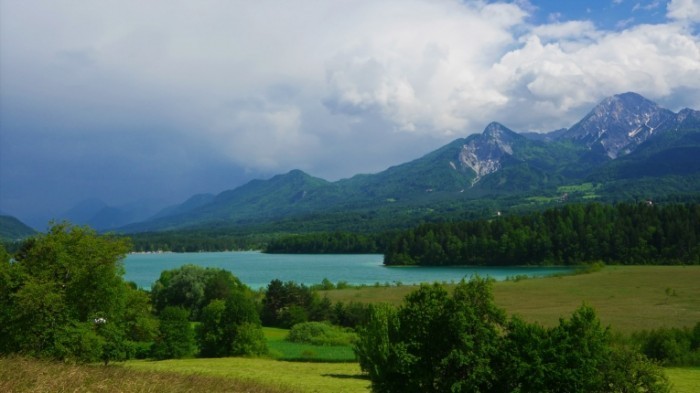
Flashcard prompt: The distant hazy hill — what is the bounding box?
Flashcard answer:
[62,198,165,231]
[122,92,700,234]
[0,215,36,241]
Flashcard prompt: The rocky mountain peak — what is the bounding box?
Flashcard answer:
[455,123,520,184]
[676,107,700,124]
[561,92,675,158]
[483,121,509,137]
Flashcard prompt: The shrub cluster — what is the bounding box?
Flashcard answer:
[632,323,700,366]
[355,278,671,393]
[287,322,357,346]
[261,279,371,329]
[151,265,267,359]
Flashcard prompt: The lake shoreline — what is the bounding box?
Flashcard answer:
[124,251,576,290]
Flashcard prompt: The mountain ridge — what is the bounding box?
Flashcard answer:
[121,92,700,234]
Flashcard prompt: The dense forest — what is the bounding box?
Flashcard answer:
[264,231,389,254]
[127,231,273,253]
[384,202,700,266]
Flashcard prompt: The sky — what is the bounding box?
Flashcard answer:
[1,0,699,228]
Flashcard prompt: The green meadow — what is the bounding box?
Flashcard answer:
[264,327,357,362]
[665,367,700,393]
[322,265,700,333]
[122,326,365,393]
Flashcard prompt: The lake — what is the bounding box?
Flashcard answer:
[123,251,574,289]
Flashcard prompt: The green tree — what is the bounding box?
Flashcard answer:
[196,290,267,357]
[355,303,402,392]
[261,279,320,328]
[197,299,227,357]
[151,265,245,320]
[151,306,195,360]
[222,291,267,356]
[544,305,611,392]
[0,223,136,362]
[356,278,505,392]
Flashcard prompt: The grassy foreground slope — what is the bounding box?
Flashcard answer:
[3,356,696,393]
[2,356,698,393]
[321,266,700,333]
[125,358,367,393]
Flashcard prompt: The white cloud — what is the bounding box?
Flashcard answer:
[490,22,700,130]
[667,0,700,22]
[323,1,526,135]
[634,1,662,12]
[210,102,318,171]
[324,3,700,133]
[528,20,600,41]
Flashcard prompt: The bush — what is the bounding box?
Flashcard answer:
[230,322,267,356]
[287,322,356,346]
[635,323,700,366]
[331,301,371,328]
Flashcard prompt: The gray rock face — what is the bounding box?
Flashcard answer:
[455,122,520,184]
[561,92,676,158]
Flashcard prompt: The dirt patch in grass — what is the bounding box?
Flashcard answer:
[0,356,290,393]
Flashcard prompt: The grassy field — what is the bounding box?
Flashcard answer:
[264,327,356,362]
[666,367,700,393]
[1,327,365,393]
[124,358,368,393]
[121,326,363,392]
[321,265,700,333]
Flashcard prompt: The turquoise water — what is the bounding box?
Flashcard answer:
[123,251,574,290]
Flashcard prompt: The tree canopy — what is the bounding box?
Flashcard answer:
[0,223,155,363]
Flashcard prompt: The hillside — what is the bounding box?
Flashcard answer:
[0,215,36,241]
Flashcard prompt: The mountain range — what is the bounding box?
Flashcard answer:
[111,92,699,234]
[59,198,165,231]
[4,92,697,238]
